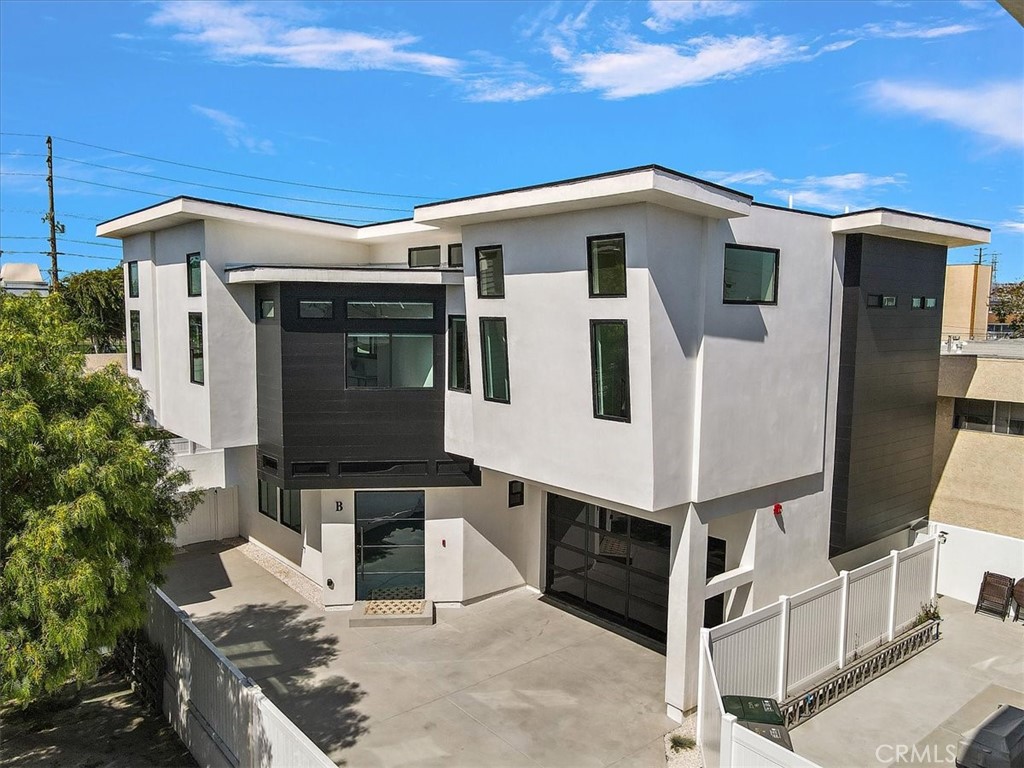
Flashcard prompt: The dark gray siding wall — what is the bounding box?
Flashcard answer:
[255,283,284,480]
[255,281,477,489]
[830,234,946,555]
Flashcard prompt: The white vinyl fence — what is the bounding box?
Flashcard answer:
[147,587,335,768]
[175,487,239,547]
[709,537,939,701]
[698,537,940,768]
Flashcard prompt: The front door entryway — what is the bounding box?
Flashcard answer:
[355,490,425,600]
[545,493,671,643]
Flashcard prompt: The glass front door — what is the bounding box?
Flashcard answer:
[355,490,425,600]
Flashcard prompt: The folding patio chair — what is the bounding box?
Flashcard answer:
[975,571,1014,621]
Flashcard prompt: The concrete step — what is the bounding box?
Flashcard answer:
[349,599,435,628]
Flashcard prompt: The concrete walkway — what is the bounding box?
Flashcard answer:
[790,596,1024,767]
[162,542,675,768]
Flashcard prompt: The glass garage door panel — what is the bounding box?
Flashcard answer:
[545,493,671,643]
[356,491,425,600]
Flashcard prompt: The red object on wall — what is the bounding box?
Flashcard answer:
[773,503,783,515]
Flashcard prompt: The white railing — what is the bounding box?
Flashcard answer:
[707,537,939,701]
[698,537,941,768]
[147,588,335,768]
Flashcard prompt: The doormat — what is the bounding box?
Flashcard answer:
[369,585,424,600]
[364,599,427,616]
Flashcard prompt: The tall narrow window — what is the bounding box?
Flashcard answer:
[590,320,630,421]
[508,480,524,507]
[480,317,510,403]
[587,234,626,297]
[258,478,277,520]
[723,244,779,304]
[448,316,470,392]
[188,312,204,385]
[408,245,441,268]
[187,253,202,297]
[129,310,142,371]
[280,489,302,532]
[476,245,505,298]
[127,261,139,298]
[448,243,464,268]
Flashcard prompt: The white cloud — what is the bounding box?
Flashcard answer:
[705,168,905,211]
[856,21,981,39]
[463,79,554,103]
[870,80,1024,147]
[999,207,1024,233]
[820,40,858,53]
[150,1,460,76]
[569,34,799,99]
[643,1,747,33]
[702,169,778,185]
[191,105,275,154]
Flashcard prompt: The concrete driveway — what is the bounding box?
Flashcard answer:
[790,596,1024,768]
[162,542,675,768]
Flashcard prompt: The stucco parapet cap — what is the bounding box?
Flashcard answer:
[831,208,990,248]
[223,263,462,285]
[413,165,752,225]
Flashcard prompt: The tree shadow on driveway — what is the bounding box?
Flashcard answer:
[191,602,369,763]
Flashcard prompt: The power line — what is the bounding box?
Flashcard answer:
[0,235,120,248]
[0,207,103,221]
[0,132,438,200]
[0,249,119,261]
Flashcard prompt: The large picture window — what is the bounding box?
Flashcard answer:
[346,301,433,320]
[587,234,626,297]
[954,398,1024,435]
[187,252,202,297]
[723,244,779,305]
[480,317,510,403]
[129,310,142,371]
[476,245,505,298]
[590,320,630,421]
[188,312,204,385]
[127,261,139,298]
[346,333,434,389]
[448,316,470,392]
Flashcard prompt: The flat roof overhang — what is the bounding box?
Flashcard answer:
[413,166,752,226]
[224,264,464,285]
[831,209,990,248]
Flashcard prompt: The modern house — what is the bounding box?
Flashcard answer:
[0,262,49,295]
[97,165,989,718]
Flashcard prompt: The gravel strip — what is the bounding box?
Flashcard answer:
[664,715,702,768]
[224,537,325,608]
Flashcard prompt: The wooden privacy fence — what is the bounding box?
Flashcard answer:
[146,587,336,768]
[708,537,939,702]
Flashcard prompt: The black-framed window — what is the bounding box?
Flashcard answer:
[590,320,630,422]
[127,261,139,298]
[723,244,779,305]
[299,300,333,319]
[292,461,330,476]
[448,243,464,268]
[867,294,898,308]
[346,301,433,320]
[129,310,142,371]
[261,454,278,470]
[280,489,302,532]
[188,312,204,385]
[480,317,510,403]
[258,477,277,520]
[187,252,202,297]
[259,299,275,319]
[408,245,441,268]
[448,315,470,393]
[911,296,938,310]
[476,245,505,298]
[588,234,626,298]
[346,333,434,389]
[508,480,524,507]
[955,398,1024,435]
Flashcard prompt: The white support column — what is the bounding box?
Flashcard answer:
[930,535,941,600]
[665,503,708,718]
[696,628,709,745]
[886,550,900,642]
[837,570,850,669]
[777,595,791,702]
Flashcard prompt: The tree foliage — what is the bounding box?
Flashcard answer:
[60,268,125,353]
[990,281,1024,338]
[0,293,200,703]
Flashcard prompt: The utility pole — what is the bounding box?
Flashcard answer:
[46,136,58,290]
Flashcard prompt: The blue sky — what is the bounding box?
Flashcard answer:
[1,0,1021,281]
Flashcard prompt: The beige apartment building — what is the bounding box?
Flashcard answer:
[942,262,992,340]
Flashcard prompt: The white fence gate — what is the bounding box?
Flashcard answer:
[146,587,335,768]
[175,487,239,547]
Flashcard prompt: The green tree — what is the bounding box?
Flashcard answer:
[61,267,125,353]
[990,280,1024,338]
[0,293,199,703]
